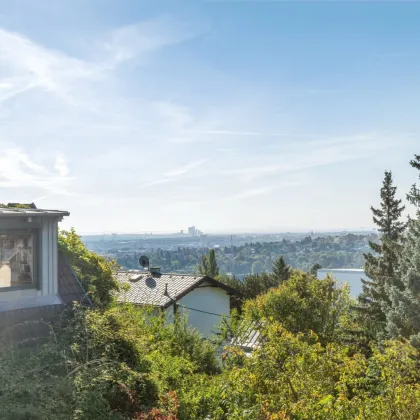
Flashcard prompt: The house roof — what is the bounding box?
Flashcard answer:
[231,323,261,352]
[58,252,91,306]
[115,270,238,308]
[0,207,69,217]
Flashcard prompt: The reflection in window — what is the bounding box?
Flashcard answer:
[0,233,33,288]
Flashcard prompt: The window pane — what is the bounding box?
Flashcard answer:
[0,233,34,288]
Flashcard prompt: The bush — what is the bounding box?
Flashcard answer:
[0,304,222,420]
[59,228,119,307]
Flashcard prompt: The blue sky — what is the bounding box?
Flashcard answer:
[0,0,419,233]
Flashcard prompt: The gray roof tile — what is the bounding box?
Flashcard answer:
[115,271,207,307]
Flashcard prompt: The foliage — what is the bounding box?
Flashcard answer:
[114,233,370,277]
[271,255,291,283]
[243,271,353,346]
[407,154,420,214]
[198,249,219,277]
[0,305,221,420]
[219,272,286,306]
[385,157,420,346]
[358,171,406,338]
[59,228,119,307]
[218,324,420,420]
[311,263,322,276]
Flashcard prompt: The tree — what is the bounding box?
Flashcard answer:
[272,255,291,283]
[208,249,219,277]
[244,270,352,346]
[198,254,209,276]
[407,154,420,214]
[198,249,219,277]
[358,171,406,336]
[386,156,420,346]
[310,263,322,276]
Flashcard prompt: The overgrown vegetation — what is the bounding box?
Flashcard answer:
[0,305,221,419]
[59,228,119,307]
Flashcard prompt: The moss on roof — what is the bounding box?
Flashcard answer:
[0,203,37,209]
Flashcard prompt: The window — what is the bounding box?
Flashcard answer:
[0,232,37,289]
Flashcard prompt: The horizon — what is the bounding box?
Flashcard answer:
[79,227,377,236]
[0,1,419,232]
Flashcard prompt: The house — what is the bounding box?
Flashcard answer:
[0,204,89,334]
[317,268,366,298]
[115,268,238,338]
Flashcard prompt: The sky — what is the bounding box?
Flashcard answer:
[0,0,419,234]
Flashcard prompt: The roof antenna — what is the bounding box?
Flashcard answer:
[138,255,150,271]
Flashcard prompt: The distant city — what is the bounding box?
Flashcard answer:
[82,229,377,278]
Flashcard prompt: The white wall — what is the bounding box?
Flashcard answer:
[166,282,231,338]
[0,216,61,310]
[317,269,365,298]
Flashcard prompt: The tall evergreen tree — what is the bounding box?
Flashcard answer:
[407,154,420,213]
[358,171,406,335]
[198,249,219,277]
[208,249,219,278]
[386,155,420,346]
[198,254,209,276]
[272,256,291,283]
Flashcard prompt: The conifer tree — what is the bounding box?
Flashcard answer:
[407,154,420,213]
[386,155,420,345]
[208,249,219,278]
[198,254,208,276]
[358,171,406,334]
[272,255,291,283]
[310,263,322,277]
[198,249,219,277]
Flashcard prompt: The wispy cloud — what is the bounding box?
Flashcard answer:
[164,159,208,177]
[0,18,200,107]
[221,133,383,180]
[0,148,71,193]
[140,159,208,189]
[104,17,200,64]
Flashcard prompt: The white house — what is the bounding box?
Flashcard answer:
[115,268,238,338]
[317,268,366,298]
[0,204,88,317]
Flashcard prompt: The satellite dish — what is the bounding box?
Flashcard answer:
[139,255,150,269]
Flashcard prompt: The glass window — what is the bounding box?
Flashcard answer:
[0,232,35,288]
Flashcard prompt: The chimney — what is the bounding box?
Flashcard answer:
[150,266,161,275]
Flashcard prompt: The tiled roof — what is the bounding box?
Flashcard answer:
[58,252,91,306]
[115,271,237,307]
[0,208,69,217]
